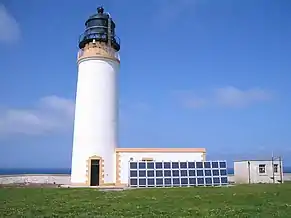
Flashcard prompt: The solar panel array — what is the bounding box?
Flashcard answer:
[128,160,228,188]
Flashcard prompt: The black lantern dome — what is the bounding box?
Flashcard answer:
[78,7,120,51]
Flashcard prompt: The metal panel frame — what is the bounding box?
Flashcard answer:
[128,160,228,188]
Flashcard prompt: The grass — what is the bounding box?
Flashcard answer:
[1,184,291,217]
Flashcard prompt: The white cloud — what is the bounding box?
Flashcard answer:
[0,96,75,136]
[0,96,151,137]
[177,86,272,109]
[173,90,208,108]
[0,4,20,43]
[214,86,271,108]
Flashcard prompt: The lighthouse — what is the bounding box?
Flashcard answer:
[69,6,209,189]
[70,6,120,186]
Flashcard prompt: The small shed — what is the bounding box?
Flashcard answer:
[234,159,283,184]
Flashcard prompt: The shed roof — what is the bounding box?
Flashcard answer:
[234,159,281,162]
[115,148,206,153]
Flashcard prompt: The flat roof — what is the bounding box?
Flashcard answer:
[115,148,206,153]
[234,159,281,162]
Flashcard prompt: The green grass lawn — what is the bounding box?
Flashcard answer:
[1,184,291,217]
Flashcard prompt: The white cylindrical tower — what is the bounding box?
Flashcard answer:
[71,7,120,186]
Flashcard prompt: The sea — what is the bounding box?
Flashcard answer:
[1,167,291,175]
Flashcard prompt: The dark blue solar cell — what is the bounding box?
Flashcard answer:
[164,162,171,169]
[212,170,219,176]
[164,178,172,185]
[181,170,188,177]
[196,162,203,168]
[220,169,227,176]
[156,178,163,185]
[205,178,212,185]
[219,161,226,168]
[221,177,228,184]
[197,178,204,185]
[156,162,163,169]
[130,179,137,185]
[164,170,171,177]
[139,162,146,169]
[156,170,163,177]
[147,170,154,177]
[173,178,180,186]
[197,170,204,176]
[147,178,154,186]
[189,178,196,185]
[188,162,195,168]
[173,170,179,177]
[139,170,146,177]
[181,178,188,185]
[172,162,179,169]
[139,179,146,186]
[189,170,196,176]
[205,170,211,176]
[180,162,187,169]
[147,162,154,169]
[204,162,211,168]
[130,170,137,177]
[212,162,219,168]
[213,177,220,184]
[130,162,137,169]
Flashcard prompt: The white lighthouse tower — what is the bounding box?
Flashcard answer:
[70,6,120,186]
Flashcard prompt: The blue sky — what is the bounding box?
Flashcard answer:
[0,0,290,168]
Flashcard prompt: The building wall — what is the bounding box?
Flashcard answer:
[234,160,283,184]
[234,161,250,184]
[118,151,205,185]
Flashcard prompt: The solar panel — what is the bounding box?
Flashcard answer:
[128,160,228,188]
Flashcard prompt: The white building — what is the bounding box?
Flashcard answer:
[70,7,207,187]
[234,160,283,184]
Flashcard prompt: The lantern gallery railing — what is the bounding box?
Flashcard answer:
[128,160,228,188]
[78,32,120,51]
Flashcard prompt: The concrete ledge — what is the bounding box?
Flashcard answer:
[228,173,291,184]
[61,184,129,190]
[0,174,70,185]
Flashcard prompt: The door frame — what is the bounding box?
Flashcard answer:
[86,156,103,186]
